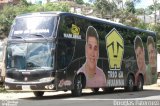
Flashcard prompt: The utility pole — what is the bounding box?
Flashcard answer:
[153,0,157,24]
[143,9,145,23]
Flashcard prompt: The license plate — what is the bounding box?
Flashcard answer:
[22,85,31,90]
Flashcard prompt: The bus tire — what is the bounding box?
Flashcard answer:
[135,75,143,91]
[125,75,134,92]
[71,75,82,97]
[33,91,44,97]
[91,88,99,93]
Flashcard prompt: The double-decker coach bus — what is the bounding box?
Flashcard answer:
[5,12,157,97]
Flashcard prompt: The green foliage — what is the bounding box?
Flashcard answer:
[94,0,160,45]
[19,0,32,6]
[44,2,70,12]
[75,0,84,4]
[136,21,149,30]
[135,8,144,15]
[0,86,7,93]
[94,0,117,18]
[148,24,160,41]
[0,5,17,38]
[0,1,70,38]
[125,1,135,14]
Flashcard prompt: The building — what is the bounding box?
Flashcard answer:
[0,0,20,9]
[0,0,19,4]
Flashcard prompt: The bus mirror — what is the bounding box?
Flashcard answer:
[8,48,12,56]
[51,48,55,55]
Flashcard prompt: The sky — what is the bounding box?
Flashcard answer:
[135,0,154,9]
[84,0,155,9]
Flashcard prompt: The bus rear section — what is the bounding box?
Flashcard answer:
[56,13,157,96]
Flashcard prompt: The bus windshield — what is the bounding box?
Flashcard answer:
[10,16,56,38]
[7,42,54,70]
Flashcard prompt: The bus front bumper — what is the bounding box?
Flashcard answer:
[5,82,55,91]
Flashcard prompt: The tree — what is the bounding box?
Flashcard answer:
[75,0,84,4]
[114,0,124,9]
[0,5,19,38]
[148,23,160,43]
[151,0,160,24]
[94,0,117,18]
[0,1,70,38]
[125,1,136,14]
[44,2,70,12]
[152,0,158,24]
[19,0,32,6]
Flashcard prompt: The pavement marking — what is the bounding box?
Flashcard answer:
[62,98,160,101]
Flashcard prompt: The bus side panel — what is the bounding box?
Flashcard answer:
[55,37,79,90]
[56,14,157,91]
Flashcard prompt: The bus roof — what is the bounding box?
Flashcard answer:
[16,11,156,35]
[60,12,155,35]
[58,12,155,35]
[16,11,60,18]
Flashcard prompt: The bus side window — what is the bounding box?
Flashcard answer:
[57,42,66,68]
[58,15,76,38]
[57,39,75,69]
[74,17,89,40]
[64,16,75,34]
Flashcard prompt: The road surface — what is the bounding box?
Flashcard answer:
[0,84,160,106]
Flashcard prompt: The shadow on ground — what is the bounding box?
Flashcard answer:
[20,88,160,100]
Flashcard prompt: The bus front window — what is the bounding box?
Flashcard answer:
[7,43,27,69]
[7,42,54,70]
[10,15,56,38]
[26,43,54,70]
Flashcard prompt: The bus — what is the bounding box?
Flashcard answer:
[5,12,157,97]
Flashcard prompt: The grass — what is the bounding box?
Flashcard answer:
[0,85,7,93]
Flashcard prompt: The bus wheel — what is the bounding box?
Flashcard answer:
[125,75,134,92]
[33,91,44,97]
[135,75,143,91]
[91,88,99,93]
[71,75,82,97]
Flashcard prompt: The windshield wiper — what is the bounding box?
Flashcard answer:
[7,67,18,71]
[12,35,26,42]
[30,34,48,41]
[27,62,40,68]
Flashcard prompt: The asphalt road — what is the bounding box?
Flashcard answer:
[1,85,160,106]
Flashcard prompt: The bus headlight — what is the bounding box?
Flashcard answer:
[5,78,15,82]
[45,84,54,90]
[39,77,54,83]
